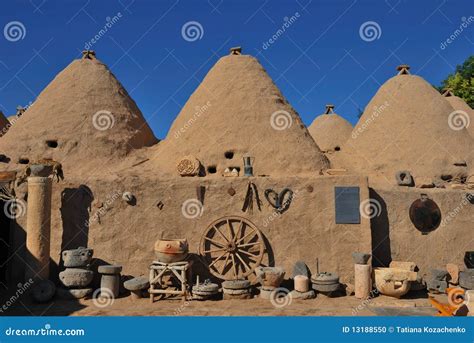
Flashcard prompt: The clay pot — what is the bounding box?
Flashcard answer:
[154,239,188,263]
[373,267,417,298]
[255,266,285,288]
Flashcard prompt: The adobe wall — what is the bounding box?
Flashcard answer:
[9,174,371,285]
[370,185,474,279]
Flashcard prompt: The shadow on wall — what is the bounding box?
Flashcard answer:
[369,188,392,267]
[60,185,94,256]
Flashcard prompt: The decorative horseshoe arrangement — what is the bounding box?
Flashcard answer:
[264,188,294,214]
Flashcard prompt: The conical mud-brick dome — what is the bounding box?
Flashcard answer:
[154,48,329,177]
[308,104,352,152]
[342,65,473,181]
[0,51,157,172]
[442,89,474,139]
[0,111,9,137]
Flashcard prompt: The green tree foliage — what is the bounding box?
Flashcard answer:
[440,55,474,108]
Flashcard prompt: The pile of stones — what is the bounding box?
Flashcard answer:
[426,269,449,293]
[222,279,252,299]
[192,279,220,300]
[57,247,94,299]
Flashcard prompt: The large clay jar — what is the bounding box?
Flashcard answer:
[255,266,285,289]
[154,239,189,263]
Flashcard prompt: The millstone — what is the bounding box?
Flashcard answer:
[222,287,251,295]
[56,287,93,299]
[290,289,315,300]
[31,280,56,303]
[62,247,93,268]
[222,279,251,290]
[124,276,149,291]
[98,265,122,275]
[59,268,93,288]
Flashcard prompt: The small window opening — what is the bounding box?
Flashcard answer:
[45,140,58,148]
[18,158,29,165]
[224,151,234,159]
[334,146,341,151]
[207,166,217,174]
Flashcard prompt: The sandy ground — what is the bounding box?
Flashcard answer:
[3,292,438,317]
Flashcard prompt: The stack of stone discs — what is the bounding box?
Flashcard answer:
[222,279,252,299]
[192,280,219,300]
[57,247,94,299]
[311,272,340,297]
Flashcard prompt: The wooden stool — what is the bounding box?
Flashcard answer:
[149,261,192,303]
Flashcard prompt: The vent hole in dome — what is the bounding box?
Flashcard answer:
[18,158,29,165]
[224,151,234,159]
[207,166,217,174]
[334,146,341,151]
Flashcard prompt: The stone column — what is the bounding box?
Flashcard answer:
[354,264,371,299]
[25,176,52,282]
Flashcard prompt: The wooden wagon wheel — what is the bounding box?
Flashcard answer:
[199,216,265,280]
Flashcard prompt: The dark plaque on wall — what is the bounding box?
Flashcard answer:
[334,186,360,224]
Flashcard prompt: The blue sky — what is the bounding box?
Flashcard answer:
[0,0,472,139]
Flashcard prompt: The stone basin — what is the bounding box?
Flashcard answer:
[255,266,285,288]
[373,267,417,298]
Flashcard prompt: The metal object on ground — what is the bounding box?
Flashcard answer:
[149,260,193,302]
[199,216,265,280]
[154,239,189,263]
[409,194,441,233]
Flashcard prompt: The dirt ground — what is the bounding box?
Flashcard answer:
[3,292,439,317]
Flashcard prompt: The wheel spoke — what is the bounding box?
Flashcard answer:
[226,219,235,241]
[235,229,257,245]
[202,248,227,254]
[235,252,250,271]
[208,251,228,268]
[214,225,230,243]
[231,253,237,278]
[220,252,231,275]
[238,249,259,258]
[204,237,226,248]
[238,241,261,248]
[234,220,244,242]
